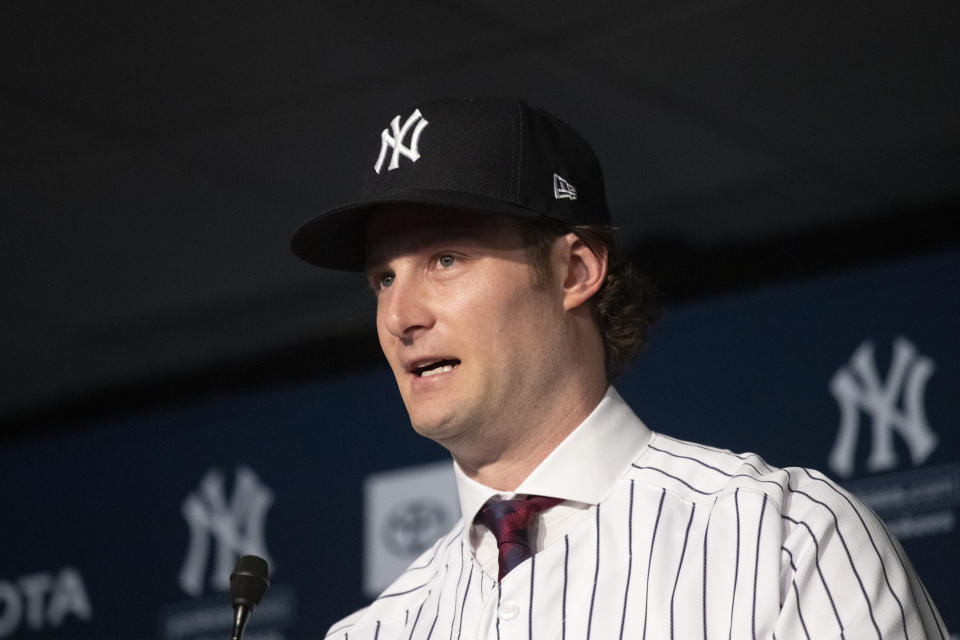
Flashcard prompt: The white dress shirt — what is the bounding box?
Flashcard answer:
[326,387,947,639]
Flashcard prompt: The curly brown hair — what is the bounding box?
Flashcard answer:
[519,218,661,380]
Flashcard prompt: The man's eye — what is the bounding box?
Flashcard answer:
[438,254,455,268]
[378,274,395,289]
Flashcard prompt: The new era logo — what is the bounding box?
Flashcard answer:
[374,109,429,174]
[553,174,577,200]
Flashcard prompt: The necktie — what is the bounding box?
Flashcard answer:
[477,495,563,580]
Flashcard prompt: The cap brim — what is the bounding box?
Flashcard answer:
[290,188,549,271]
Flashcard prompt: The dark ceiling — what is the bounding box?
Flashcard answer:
[2,1,958,428]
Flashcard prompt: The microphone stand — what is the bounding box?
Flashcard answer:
[229,555,270,640]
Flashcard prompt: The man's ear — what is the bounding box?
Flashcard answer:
[558,233,608,311]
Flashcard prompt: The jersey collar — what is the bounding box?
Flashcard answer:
[453,385,652,525]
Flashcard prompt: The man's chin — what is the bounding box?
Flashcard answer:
[409,417,458,441]
[407,407,470,443]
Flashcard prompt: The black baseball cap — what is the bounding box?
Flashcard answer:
[291,97,610,271]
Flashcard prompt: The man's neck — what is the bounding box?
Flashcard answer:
[449,378,608,491]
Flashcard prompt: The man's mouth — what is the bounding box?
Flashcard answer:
[412,359,461,377]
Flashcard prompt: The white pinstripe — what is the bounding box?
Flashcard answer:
[328,418,946,639]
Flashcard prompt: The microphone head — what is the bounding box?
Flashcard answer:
[230,555,270,610]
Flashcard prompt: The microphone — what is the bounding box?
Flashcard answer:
[229,555,270,640]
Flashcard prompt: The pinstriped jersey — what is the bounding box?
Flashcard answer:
[326,433,946,639]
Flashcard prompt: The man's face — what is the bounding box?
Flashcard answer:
[364,206,569,452]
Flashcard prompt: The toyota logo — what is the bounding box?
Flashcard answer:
[382,500,451,556]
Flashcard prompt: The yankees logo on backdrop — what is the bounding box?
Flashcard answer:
[375,109,429,174]
[829,336,938,478]
[178,466,274,597]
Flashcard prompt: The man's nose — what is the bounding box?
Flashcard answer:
[382,276,434,339]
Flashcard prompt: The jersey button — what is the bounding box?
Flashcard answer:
[498,600,520,620]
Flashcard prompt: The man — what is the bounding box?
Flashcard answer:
[292,97,946,639]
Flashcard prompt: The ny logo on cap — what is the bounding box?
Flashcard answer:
[553,173,577,200]
[374,109,429,174]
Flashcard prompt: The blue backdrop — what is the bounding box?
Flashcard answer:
[1,250,956,639]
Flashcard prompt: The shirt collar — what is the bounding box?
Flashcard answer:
[453,386,652,524]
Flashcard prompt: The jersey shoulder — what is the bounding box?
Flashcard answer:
[630,431,792,507]
[324,520,464,638]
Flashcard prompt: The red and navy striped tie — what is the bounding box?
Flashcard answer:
[477,495,563,580]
